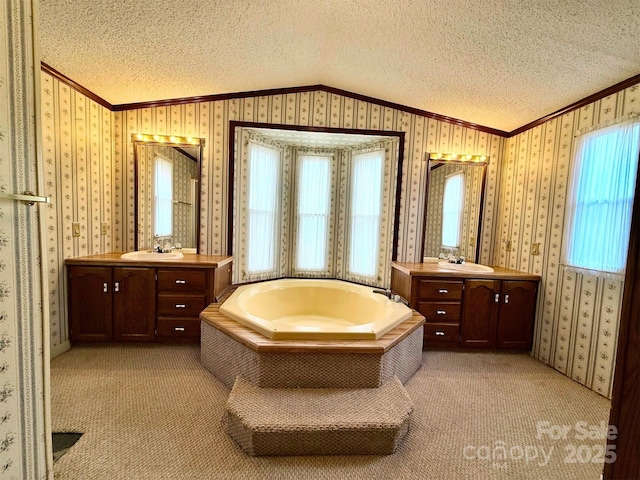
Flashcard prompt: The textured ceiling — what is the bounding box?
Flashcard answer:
[38,0,640,132]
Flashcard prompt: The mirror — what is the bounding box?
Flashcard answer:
[133,134,203,252]
[421,154,488,263]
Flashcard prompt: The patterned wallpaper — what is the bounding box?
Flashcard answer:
[40,73,113,356]
[424,163,485,260]
[1,0,49,476]
[498,84,640,397]
[112,94,504,263]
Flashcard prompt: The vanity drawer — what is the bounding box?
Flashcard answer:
[157,294,207,316]
[418,302,461,323]
[418,280,463,301]
[423,323,460,347]
[157,269,206,293]
[156,318,200,338]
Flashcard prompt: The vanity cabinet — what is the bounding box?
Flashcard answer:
[156,269,209,342]
[461,279,538,350]
[416,279,463,348]
[67,254,232,344]
[68,266,155,342]
[391,262,540,350]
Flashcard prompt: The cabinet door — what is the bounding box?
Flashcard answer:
[496,280,538,350]
[113,267,156,342]
[460,279,501,348]
[68,266,113,342]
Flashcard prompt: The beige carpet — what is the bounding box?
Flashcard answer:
[51,344,611,479]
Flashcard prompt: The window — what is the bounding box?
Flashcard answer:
[296,155,331,271]
[247,143,280,274]
[564,121,640,274]
[441,172,464,249]
[348,150,384,278]
[154,155,173,238]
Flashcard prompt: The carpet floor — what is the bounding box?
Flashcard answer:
[51,344,611,479]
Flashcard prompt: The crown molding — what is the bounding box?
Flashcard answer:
[507,72,640,137]
[41,62,113,110]
[40,62,640,138]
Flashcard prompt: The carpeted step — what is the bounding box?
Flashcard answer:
[223,376,413,456]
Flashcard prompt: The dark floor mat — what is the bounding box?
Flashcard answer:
[52,432,83,462]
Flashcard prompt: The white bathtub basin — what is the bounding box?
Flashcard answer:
[437,261,494,273]
[120,250,184,261]
[220,279,412,340]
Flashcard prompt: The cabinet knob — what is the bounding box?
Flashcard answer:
[175,280,187,284]
[494,293,500,303]
[435,331,445,336]
[174,326,186,332]
[175,304,187,308]
[504,294,510,304]
[114,281,120,292]
[438,289,449,294]
[103,282,108,293]
[436,310,447,315]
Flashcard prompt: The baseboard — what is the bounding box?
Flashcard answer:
[51,340,71,359]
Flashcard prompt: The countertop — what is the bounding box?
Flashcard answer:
[391,261,541,281]
[65,252,233,269]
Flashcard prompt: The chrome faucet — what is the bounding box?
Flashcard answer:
[373,288,409,305]
[373,288,392,299]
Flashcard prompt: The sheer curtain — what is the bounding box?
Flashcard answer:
[348,150,384,278]
[564,120,640,274]
[154,155,173,238]
[296,155,331,271]
[441,171,464,249]
[246,143,280,275]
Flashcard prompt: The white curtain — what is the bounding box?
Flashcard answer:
[348,150,384,278]
[296,155,331,271]
[441,171,464,249]
[154,155,173,238]
[564,120,640,274]
[247,143,280,274]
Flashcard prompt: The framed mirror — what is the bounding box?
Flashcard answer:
[132,134,203,252]
[421,153,488,263]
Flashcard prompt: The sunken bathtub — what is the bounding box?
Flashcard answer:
[219,278,412,341]
[200,278,425,389]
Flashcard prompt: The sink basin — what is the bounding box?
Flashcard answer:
[120,251,184,261]
[437,261,494,273]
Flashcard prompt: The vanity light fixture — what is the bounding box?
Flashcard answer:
[132,133,203,146]
[428,152,488,163]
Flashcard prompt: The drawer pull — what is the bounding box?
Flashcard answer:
[435,331,446,336]
[438,289,449,294]
[436,310,447,315]
[175,304,187,308]
[174,327,186,332]
[175,280,187,284]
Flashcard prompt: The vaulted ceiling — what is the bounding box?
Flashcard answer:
[38,0,640,132]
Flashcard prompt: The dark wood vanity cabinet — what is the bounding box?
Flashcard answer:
[68,266,114,342]
[156,269,209,342]
[69,266,155,342]
[67,254,232,344]
[391,263,540,350]
[416,279,463,348]
[461,279,538,350]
